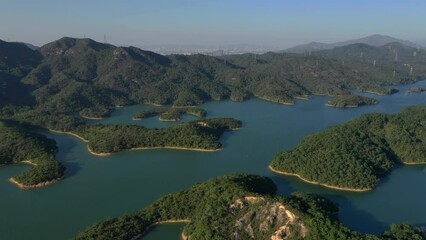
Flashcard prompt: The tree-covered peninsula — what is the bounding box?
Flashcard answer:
[133,107,207,121]
[270,106,426,191]
[326,95,378,108]
[0,124,65,189]
[73,118,241,155]
[74,174,425,240]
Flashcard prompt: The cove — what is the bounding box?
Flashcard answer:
[0,80,425,240]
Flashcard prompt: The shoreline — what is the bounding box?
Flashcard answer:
[402,161,426,165]
[362,90,387,96]
[21,160,37,166]
[88,146,222,157]
[80,115,104,120]
[294,95,309,100]
[255,96,295,106]
[130,146,222,152]
[325,103,359,108]
[268,165,372,192]
[87,146,112,157]
[159,117,179,122]
[9,177,62,190]
[133,219,191,240]
[48,129,89,143]
[49,128,223,156]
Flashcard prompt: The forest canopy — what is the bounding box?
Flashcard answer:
[270,106,426,190]
[0,124,65,188]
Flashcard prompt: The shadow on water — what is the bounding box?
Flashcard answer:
[322,193,389,235]
[219,130,236,149]
[271,173,388,235]
[49,132,82,179]
[270,175,297,196]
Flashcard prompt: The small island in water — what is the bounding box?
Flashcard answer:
[326,95,378,108]
[0,124,65,189]
[133,107,207,121]
[406,87,426,95]
[74,174,424,240]
[68,118,242,156]
[270,106,426,191]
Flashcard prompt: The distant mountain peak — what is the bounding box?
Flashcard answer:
[285,34,420,53]
[40,37,112,56]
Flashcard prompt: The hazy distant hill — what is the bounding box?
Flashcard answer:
[141,43,278,55]
[20,42,39,50]
[314,42,426,64]
[285,34,420,53]
[415,39,426,48]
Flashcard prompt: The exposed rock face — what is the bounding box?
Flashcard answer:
[230,196,307,240]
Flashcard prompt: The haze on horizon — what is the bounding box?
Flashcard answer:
[1,0,425,49]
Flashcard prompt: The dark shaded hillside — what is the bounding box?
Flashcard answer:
[0,40,42,105]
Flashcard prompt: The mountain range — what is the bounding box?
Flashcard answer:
[0,35,425,130]
[285,34,422,53]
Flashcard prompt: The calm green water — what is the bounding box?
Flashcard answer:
[0,81,425,240]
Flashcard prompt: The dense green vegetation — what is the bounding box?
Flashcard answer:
[134,106,207,121]
[74,174,425,240]
[79,106,112,119]
[1,37,425,130]
[75,118,241,154]
[326,95,378,108]
[270,106,426,190]
[0,124,65,187]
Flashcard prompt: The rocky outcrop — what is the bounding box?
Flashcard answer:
[230,196,307,240]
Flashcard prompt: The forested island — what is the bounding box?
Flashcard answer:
[270,106,426,191]
[0,124,65,189]
[68,118,241,155]
[326,95,379,108]
[133,107,207,121]
[406,87,426,94]
[74,174,425,240]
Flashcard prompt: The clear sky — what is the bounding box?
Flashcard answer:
[1,0,425,48]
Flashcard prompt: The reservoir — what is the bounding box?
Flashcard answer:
[0,81,425,239]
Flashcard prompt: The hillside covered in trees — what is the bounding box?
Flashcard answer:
[270,106,426,191]
[74,118,241,155]
[0,37,425,126]
[0,123,65,188]
[74,174,425,240]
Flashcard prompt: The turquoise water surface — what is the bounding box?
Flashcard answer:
[0,81,425,239]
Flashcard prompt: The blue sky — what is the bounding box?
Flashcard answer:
[1,0,425,48]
